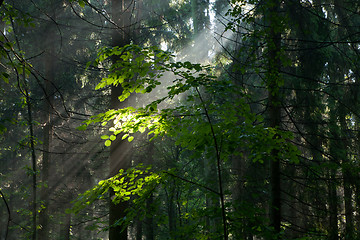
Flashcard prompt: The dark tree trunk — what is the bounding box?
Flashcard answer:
[109,1,133,239]
[144,139,155,240]
[266,0,282,237]
[145,194,154,240]
[328,71,339,240]
[59,213,71,240]
[328,169,339,240]
[333,2,356,238]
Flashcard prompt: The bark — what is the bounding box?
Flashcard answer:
[145,194,154,240]
[38,21,56,240]
[109,1,133,239]
[28,86,37,240]
[339,113,354,239]
[135,219,142,240]
[38,57,54,240]
[328,169,338,240]
[191,0,209,63]
[0,190,10,240]
[144,139,155,240]
[11,12,38,240]
[333,2,356,238]
[328,72,339,240]
[59,214,71,240]
[266,0,282,237]
[167,188,177,239]
[342,167,354,239]
[355,181,360,235]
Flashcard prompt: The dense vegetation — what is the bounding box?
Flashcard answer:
[1,0,360,239]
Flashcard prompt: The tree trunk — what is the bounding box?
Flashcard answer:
[109,1,133,239]
[328,72,339,240]
[167,187,177,239]
[342,167,354,239]
[333,2,356,238]
[339,113,354,239]
[266,0,282,237]
[145,194,154,240]
[59,213,71,240]
[328,169,339,240]
[38,14,57,239]
[144,139,155,240]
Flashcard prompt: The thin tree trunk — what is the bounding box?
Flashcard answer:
[38,43,56,240]
[135,219,142,240]
[167,188,177,239]
[339,114,354,239]
[328,169,338,240]
[266,0,282,237]
[144,139,155,240]
[11,15,38,240]
[328,75,339,240]
[145,194,154,240]
[27,80,37,240]
[342,167,354,239]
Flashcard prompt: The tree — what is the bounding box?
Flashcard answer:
[4,0,360,239]
[108,0,133,239]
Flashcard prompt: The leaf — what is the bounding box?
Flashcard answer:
[105,140,112,147]
[128,136,134,142]
[78,0,85,7]
[2,72,9,83]
[101,135,109,140]
[0,124,7,134]
[139,126,145,133]
[76,125,87,131]
[122,134,129,140]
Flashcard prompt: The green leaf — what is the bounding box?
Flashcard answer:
[122,134,129,140]
[101,135,109,140]
[0,124,7,134]
[105,140,111,147]
[78,0,85,7]
[76,125,87,131]
[128,136,134,142]
[2,72,9,83]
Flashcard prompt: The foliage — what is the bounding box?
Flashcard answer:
[79,44,299,166]
[5,0,360,239]
[74,41,300,238]
[69,164,161,215]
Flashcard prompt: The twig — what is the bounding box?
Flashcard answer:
[0,190,10,240]
[163,171,219,195]
[195,87,228,240]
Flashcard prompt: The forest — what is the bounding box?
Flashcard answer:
[0,0,360,239]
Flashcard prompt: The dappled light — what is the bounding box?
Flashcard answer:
[1,0,360,240]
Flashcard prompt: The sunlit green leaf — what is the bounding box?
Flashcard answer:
[122,134,129,140]
[76,125,87,131]
[105,140,111,147]
[101,135,109,140]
